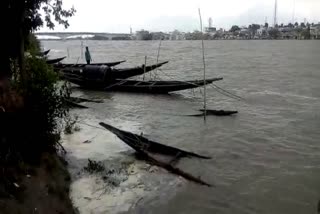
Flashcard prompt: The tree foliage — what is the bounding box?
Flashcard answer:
[1,0,75,77]
[230,25,240,32]
[0,0,74,162]
[269,28,281,39]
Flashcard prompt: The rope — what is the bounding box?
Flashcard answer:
[210,84,245,101]
[103,79,128,90]
[77,121,106,131]
[155,69,206,87]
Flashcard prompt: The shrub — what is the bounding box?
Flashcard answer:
[64,115,80,135]
[84,159,105,173]
[0,56,71,163]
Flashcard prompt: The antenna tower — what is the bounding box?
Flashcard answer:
[208,17,213,28]
[273,0,278,27]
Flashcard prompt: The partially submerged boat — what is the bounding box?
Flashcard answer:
[99,122,212,186]
[54,60,126,68]
[46,56,66,64]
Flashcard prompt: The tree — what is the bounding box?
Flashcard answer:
[0,0,75,162]
[280,23,284,28]
[248,24,260,36]
[230,25,240,32]
[288,23,294,28]
[300,22,306,28]
[264,23,269,28]
[294,22,299,27]
[252,24,260,30]
[269,28,281,39]
[1,0,75,80]
[301,26,311,39]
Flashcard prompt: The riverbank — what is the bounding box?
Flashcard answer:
[0,152,76,214]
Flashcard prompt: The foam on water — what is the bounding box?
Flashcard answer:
[62,110,182,213]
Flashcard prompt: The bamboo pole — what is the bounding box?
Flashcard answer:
[143,56,147,81]
[80,41,83,59]
[198,8,207,121]
[153,39,163,80]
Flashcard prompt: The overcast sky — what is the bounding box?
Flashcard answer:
[40,0,320,33]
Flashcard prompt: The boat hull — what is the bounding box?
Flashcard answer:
[61,61,169,86]
[99,122,212,186]
[46,57,66,64]
[54,60,126,68]
[103,78,223,94]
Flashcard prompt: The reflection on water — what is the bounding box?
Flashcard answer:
[45,40,320,214]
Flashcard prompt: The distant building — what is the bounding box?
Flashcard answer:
[169,30,185,40]
[135,30,152,40]
[205,27,217,36]
[310,24,320,39]
[151,32,170,40]
[257,26,269,37]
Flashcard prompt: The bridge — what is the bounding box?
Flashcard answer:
[35,32,131,40]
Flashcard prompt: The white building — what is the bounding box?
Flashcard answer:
[205,27,217,36]
[310,24,320,39]
[169,30,185,40]
[257,26,269,37]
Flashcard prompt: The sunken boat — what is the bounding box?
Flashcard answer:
[99,122,212,186]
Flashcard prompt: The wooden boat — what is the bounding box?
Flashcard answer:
[60,61,168,79]
[37,49,50,56]
[199,109,238,116]
[54,60,126,68]
[46,56,66,64]
[69,96,103,104]
[103,78,223,94]
[65,100,88,109]
[99,122,212,186]
[64,74,223,93]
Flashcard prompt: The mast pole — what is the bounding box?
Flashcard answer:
[198,8,207,121]
[143,56,147,81]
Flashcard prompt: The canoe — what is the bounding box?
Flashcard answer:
[60,61,169,84]
[64,75,223,93]
[65,100,88,109]
[103,78,223,94]
[199,109,238,116]
[46,57,66,64]
[54,60,126,68]
[99,122,212,186]
[37,49,50,56]
[69,96,103,104]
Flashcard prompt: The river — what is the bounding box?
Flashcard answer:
[43,40,320,214]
